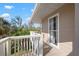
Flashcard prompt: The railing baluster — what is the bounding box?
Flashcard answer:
[29,38,31,55]
[25,38,26,55]
[4,41,7,56]
[21,39,22,53]
[14,39,16,55]
[28,38,30,55]
[36,37,38,56]
[29,38,30,55]
[27,38,28,56]
[37,37,39,56]
[26,38,28,56]
[32,37,34,56]
[30,37,32,56]
[5,42,7,56]
[33,37,36,56]
[28,38,29,56]
[19,39,21,55]
[24,38,25,55]
[5,40,8,56]
[18,39,19,55]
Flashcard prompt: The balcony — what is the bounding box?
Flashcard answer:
[0,35,43,56]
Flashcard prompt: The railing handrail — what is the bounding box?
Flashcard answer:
[0,35,41,44]
[0,37,10,44]
[9,35,41,39]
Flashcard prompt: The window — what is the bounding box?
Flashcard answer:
[48,14,59,47]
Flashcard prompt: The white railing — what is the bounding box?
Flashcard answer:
[0,35,43,56]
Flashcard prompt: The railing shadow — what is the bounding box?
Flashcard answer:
[67,51,73,56]
[43,42,52,56]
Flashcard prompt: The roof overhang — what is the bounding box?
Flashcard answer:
[30,3,64,23]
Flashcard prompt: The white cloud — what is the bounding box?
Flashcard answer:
[0,13,11,22]
[0,13,10,18]
[4,5,14,10]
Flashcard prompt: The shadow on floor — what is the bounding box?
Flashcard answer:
[67,51,73,56]
[43,42,52,56]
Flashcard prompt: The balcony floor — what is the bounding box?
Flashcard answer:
[18,42,72,56]
[43,42,73,56]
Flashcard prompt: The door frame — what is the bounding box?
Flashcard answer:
[48,13,59,49]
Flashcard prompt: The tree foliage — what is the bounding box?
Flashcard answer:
[0,16,40,37]
[0,17,11,35]
[9,16,30,36]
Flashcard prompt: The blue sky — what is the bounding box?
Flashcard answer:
[0,3,35,25]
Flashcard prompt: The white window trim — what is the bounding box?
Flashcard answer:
[48,13,59,49]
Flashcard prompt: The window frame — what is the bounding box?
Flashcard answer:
[48,13,59,48]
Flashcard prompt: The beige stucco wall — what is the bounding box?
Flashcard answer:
[42,4,75,56]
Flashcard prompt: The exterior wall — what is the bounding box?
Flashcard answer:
[73,4,79,56]
[42,4,75,56]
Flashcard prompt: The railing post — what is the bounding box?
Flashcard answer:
[38,35,43,56]
[30,36,33,56]
[31,35,43,56]
[32,37,37,56]
[0,42,5,56]
[8,39,11,56]
[5,39,11,56]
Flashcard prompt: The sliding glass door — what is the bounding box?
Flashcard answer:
[48,14,59,46]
